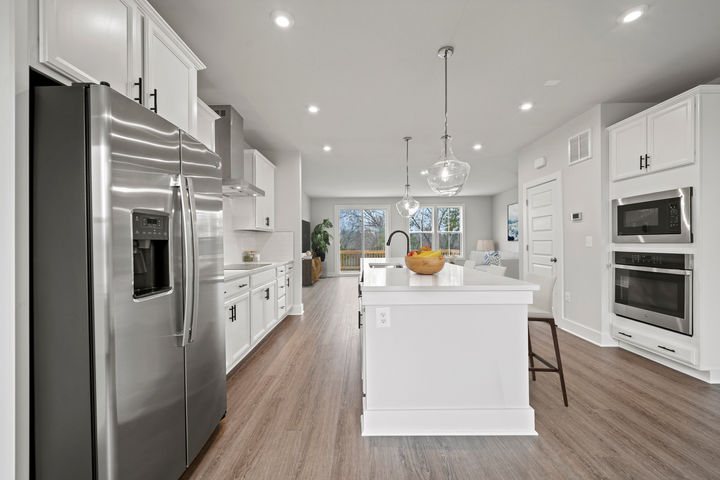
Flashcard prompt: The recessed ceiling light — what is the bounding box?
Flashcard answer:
[620,5,647,24]
[472,144,483,151]
[519,102,533,111]
[544,80,561,87]
[420,169,429,176]
[322,145,332,152]
[307,105,319,114]
[271,11,294,29]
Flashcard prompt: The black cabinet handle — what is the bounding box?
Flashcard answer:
[644,154,650,169]
[229,305,236,322]
[265,217,270,227]
[238,283,248,289]
[133,77,143,105]
[264,288,270,300]
[640,155,644,170]
[658,345,676,353]
[286,278,290,287]
[149,88,158,113]
[618,331,632,338]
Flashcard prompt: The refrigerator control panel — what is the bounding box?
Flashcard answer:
[133,212,169,240]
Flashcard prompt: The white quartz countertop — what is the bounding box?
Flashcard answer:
[360,258,539,292]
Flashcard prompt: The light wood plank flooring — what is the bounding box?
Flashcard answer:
[183,276,720,480]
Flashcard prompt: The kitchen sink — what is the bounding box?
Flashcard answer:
[369,263,404,269]
[225,263,271,270]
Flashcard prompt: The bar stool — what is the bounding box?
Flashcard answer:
[526,273,568,407]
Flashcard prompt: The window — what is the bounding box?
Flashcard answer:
[337,207,388,273]
[409,206,463,257]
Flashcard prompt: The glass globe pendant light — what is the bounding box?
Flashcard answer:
[396,136,420,217]
[426,46,471,196]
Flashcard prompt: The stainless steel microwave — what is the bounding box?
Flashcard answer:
[612,187,692,243]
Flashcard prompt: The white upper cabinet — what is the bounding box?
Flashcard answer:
[231,150,276,231]
[39,0,205,135]
[144,18,197,133]
[609,95,695,182]
[196,98,220,151]
[39,0,135,95]
[647,98,695,174]
[610,116,647,181]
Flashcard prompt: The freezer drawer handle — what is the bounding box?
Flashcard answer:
[264,288,270,300]
[617,331,632,338]
[658,345,676,353]
[238,283,248,289]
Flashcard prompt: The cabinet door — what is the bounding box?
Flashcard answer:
[146,22,196,132]
[610,116,647,181]
[647,98,695,174]
[225,294,251,372]
[196,98,219,151]
[254,155,275,230]
[39,0,134,95]
[263,282,277,329]
[250,287,268,344]
[285,271,294,313]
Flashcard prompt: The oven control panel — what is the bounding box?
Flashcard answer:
[614,251,692,270]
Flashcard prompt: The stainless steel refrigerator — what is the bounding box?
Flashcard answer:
[32,84,226,480]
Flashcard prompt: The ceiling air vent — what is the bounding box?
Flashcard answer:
[568,129,591,165]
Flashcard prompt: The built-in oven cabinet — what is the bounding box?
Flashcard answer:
[39,0,204,135]
[610,97,695,182]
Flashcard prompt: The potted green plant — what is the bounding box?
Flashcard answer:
[311,218,333,262]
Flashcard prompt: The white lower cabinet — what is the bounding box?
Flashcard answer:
[225,293,250,372]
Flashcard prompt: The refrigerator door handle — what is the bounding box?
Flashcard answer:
[186,176,200,343]
[178,175,194,347]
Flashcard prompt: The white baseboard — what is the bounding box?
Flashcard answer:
[559,317,617,347]
[288,303,304,315]
[361,408,536,436]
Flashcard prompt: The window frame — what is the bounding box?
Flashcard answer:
[407,204,465,258]
[334,204,390,275]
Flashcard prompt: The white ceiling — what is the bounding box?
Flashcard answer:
[149,0,720,197]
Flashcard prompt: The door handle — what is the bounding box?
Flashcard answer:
[177,175,193,347]
[133,77,143,105]
[265,288,270,300]
[550,257,558,263]
[149,88,158,112]
[186,177,200,342]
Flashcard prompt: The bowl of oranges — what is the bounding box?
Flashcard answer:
[405,246,446,275]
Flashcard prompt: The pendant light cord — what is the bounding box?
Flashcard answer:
[442,49,449,163]
[404,136,411,188]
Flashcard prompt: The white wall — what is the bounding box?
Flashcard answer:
[302,193,311,221]
[310,196,493,276]
[491,187,519,254]
[517,103,652,345]
[2,0,16,477]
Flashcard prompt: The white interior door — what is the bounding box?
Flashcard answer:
[525,179,562,278]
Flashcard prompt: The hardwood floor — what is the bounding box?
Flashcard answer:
[183,276,720,480]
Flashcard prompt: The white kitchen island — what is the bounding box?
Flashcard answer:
[359,258,539,436]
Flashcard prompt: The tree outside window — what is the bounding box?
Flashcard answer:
[408,206,463,256]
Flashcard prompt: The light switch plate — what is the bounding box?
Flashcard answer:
[585,235,593,247]
[565,291,572,303]
[376,307,391,328]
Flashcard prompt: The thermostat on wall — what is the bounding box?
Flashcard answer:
[571,212,583,222]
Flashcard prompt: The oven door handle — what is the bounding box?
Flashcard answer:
[614,264,692,276]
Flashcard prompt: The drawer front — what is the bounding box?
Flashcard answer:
[276,265,287,277]
[277,295,287,318]
[251,269,276,288]
[612,325,697,366]
[224,276,250,299]
[277,282,286,299]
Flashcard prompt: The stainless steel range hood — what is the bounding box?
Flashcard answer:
[212,105,265,197]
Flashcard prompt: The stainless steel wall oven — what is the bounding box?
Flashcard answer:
[614,251,693,336]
